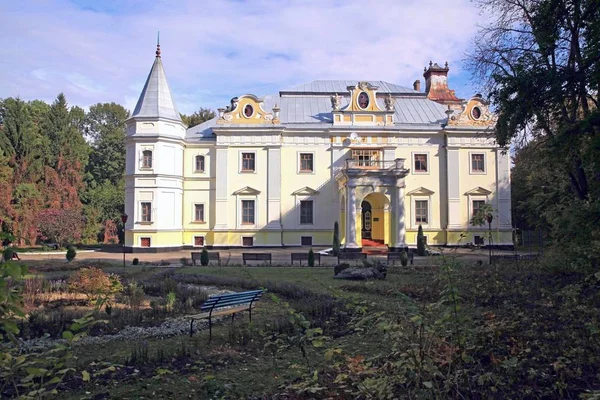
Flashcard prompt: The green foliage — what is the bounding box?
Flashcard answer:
[132,257,139,266]
[307,249,315,267]
[179,107,215,128]
[122,282,145,309]
[2,247,14,262]
[400,250,408,266]
[417,224,426,256]
[165,291,176,313]
[470,203,494,227]
[332,221,340,256]
[200,248,209,266]
[65,246,76,262]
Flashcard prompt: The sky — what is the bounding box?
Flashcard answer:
[0,0,488,115]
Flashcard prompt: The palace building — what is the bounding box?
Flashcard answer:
[124,44,512,251]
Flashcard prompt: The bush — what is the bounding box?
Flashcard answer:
[400,251,408,266]
[417,225,426,256]
[132,257,139,266]
[332,221,340,256]
[200,248,209,266]
[2,247,14,262]
[66,246,76,262]
[334,263,350,276]
[122,282,145,309]
[308,249,315,267]
[68,267,123,304]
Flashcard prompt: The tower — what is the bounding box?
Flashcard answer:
[124,40,186,250]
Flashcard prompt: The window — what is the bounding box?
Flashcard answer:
[195,155,205,172]
[299,153,314,172]
[474,235,484,245]
[300,200,313,224]
[140,237,151,247]
[141,202,152,222]
[242,200,255,224]
[242,237,253,247]
[194,204,205,222]
[141,150,153,169]
[471,153,485,173]
[351,149,381,167]
[194,236,204,247]
[414,154,428,173]
[472,200,486,217]
[301,236,313,246]
[241,153,255,172]
[415,200,428,224]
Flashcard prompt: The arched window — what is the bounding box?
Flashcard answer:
[195,155,205,172]
[141,150,153,169]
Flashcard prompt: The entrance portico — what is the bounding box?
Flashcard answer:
[336,158,410,251]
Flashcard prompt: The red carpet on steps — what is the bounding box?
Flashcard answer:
[361,239,388,254]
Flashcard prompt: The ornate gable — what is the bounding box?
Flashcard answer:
[216,94,280,125]
[448,94,497,127]
[291,187,319,196]
[233,186,261,195]
[464,186,492,196]
[331,81,394,126]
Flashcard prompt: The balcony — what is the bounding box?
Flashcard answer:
[344,158,406,171]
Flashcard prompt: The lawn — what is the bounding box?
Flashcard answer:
[2,257,600,399]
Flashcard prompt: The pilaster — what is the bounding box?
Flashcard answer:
[266,147,282,229]
[447,148,462,229]
[214,147,228,230]
[496,148,512,228]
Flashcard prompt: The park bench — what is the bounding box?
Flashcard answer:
[490,253,540,263]
[290,252,321,266]
[242,252,272,265]
[191,251,221,266]
[337,252,367,264]
[187,289,263,340]
[387,251,415,265]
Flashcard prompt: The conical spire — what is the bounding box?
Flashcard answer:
[131,40,181,122]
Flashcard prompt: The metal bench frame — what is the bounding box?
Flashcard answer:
[191,251,221,266]
[187,289,263,340]
[337,252,367,264]
[387,251,415,265]
[290,252,321,266]
[242,253,272,265]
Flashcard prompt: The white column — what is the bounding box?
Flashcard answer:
[496,148,512,229]
[266,147,282,229]
[447,148,462,229]
[214,147,228,230]
[345,185,359,248]
[394,184,406,248]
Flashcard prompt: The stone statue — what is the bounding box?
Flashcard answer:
[384,93,394,111]
[331,93,341,111]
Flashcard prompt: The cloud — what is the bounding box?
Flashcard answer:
[0,0,487,114]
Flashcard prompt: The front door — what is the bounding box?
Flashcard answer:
[361,201,372,239]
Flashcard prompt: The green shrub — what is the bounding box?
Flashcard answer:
[2,247,14,262]
[132,257,139,266]
[308,249,315,267]
[332,221,340,256]
[123,282,145,309]
[417,225,425,256]
[66,246,76,262]
[200,248,209,266]
[165,291,176,312]
[400,251,408,266]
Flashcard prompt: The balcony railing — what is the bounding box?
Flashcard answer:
[345,159,405,170]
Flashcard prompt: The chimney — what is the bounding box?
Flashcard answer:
[413,80,421,92]
[422,61,461,105]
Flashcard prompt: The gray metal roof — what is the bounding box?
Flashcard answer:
[281,80,419,95]
[131,57,182,122]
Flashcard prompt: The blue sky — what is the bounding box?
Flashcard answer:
[0,0,487,114]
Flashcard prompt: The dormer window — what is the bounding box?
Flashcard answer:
[357,92,370,109]
[141,150,153,169]
[195,155,205,172]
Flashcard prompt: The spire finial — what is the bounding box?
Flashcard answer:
[156,31,161,58]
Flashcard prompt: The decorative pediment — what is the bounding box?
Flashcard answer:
[464,186,492,196]
[331,81,394,127]
[233,186,261,195]
[216,94,280,125]
[407,187,435,196]
[292,186,319,196]
[448,94,497,127]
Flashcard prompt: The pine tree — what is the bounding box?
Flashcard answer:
[332,221,340,256]
[417,225,426,256]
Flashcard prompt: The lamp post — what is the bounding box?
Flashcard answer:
[121,213,128,268]
[486,213,494,265]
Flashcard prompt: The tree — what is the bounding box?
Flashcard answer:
[332,221,340,256]
[200,248,209,266]
[308,248,315,267]
[180,107,215,128]
[37,208,84,247]
[467,0,600,264]
[417,225,426,256]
